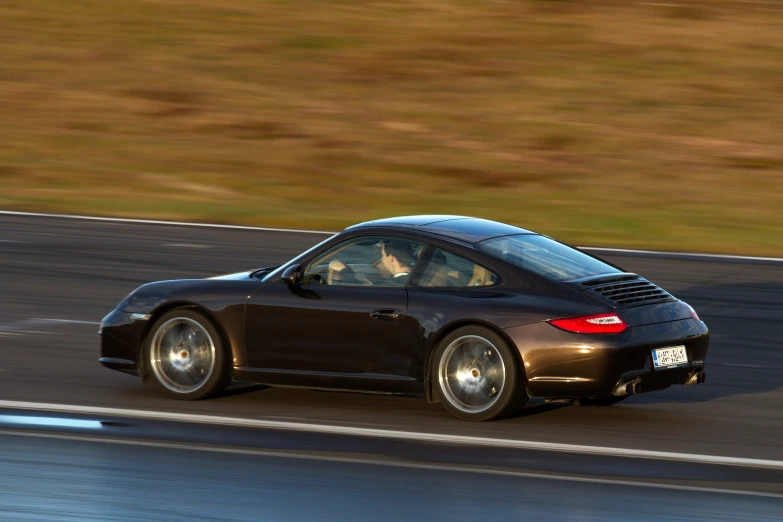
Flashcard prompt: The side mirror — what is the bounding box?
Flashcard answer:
[281,264,302,285]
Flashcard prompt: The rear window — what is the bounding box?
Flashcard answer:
[477,235,621,282]
[413,248,498,288]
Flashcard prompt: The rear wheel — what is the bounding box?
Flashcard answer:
[433,326,527,421]
[146,308,230,400]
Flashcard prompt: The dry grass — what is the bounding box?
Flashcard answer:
[1,0,782,255]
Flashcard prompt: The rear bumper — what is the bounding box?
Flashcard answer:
[503,318,709,399]
[609,364,705,398]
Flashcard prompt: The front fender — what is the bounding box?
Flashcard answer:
[118,280,207,313]
[113,278,266,368]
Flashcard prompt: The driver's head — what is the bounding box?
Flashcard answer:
[381,240,415,274]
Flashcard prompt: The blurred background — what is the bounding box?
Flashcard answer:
[1,0,781,255]
[2,3,783,519]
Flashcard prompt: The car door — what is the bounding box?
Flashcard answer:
[244,236,425,373]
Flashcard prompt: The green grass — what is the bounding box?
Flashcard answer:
[1,0,782,256]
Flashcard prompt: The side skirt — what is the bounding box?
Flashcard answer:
[232,367,424,396]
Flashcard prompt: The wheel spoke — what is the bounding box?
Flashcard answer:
[182,367,200,386]
[163,362,180,381]
[176,323,189,343]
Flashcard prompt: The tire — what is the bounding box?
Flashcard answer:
[433,326,527,421]
[145,308,230,400]
[574,396,628,407]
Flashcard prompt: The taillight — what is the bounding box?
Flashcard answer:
[548,313,628,334]
[682,301,700,321]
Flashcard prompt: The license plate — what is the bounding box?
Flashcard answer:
[652,345,688,369]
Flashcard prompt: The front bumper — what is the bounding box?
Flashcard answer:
[98,308,152,376]
[504,318,709,399]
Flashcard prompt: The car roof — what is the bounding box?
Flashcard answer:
[346,215,536,244]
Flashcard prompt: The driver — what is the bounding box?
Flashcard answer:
[329,239,416,286]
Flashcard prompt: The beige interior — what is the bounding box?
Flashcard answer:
[469,265,491,286]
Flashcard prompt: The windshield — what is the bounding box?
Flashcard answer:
[477,234,621,282]
[261,234,337,283]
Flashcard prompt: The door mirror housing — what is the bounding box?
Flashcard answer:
[281,264,302,285]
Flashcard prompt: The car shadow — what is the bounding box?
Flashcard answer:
[511,401,571,418]
[214,382,270,399]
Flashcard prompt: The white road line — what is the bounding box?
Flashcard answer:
[0,239,23,243]
[0,400,782,470]
[164,243,211,249]
[580,246,783,263]
[0,319,100,335]
[0,416,103,429]
[2,210,780,263]
[0,210,334,235]
[0,330,54,336]
[29,318,101,326]
[0,429,780,499]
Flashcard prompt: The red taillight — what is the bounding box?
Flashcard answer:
[682,301,700,321]
[548,313,628,334]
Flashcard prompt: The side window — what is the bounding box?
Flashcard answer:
[414,248,498,288]
[302,236,425,287]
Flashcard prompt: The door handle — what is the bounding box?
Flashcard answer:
[371,309,401,321]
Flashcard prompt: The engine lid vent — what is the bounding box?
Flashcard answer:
[588,278,674,307]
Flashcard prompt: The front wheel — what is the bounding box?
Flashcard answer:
[146,308,230,400]
[433,326,527,421]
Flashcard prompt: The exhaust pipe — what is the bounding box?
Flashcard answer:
[684,370,705,386]
[613,377,642,397]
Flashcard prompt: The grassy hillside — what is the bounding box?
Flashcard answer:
[1,0,781,255]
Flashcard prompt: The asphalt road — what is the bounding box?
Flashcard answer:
[2,213,782,457]
[1,429,782,522]
[1,213,783,519]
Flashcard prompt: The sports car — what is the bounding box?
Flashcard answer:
[99,215,709,421]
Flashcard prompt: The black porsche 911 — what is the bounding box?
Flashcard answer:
[100,215,709,421]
